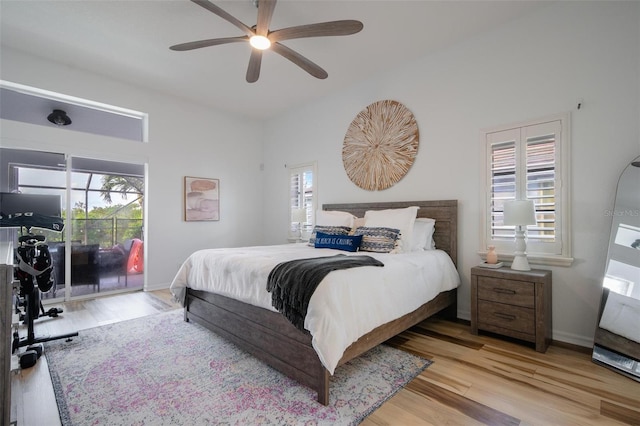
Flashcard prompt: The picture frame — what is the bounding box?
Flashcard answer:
[184,176,219,221]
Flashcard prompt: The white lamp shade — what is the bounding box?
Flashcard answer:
[503,200,536,226]
[291,208,307,223]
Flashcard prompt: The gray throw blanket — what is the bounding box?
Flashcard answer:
[266,254,384,331]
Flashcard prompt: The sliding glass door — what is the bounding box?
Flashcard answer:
[1,148,145,300]
[68,157,144,297]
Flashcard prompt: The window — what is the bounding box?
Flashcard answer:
[289,162,316,240]
[482,114,572,266]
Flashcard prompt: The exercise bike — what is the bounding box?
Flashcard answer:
[1,213,79,368]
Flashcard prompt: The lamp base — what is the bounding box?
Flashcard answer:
[511,254,531,271]
[510,226,532,271]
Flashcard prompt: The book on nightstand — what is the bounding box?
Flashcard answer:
[477,261,504,269]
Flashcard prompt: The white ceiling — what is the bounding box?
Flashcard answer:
[0,0,550,120]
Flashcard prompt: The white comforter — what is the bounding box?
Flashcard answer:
[170,243,460,374]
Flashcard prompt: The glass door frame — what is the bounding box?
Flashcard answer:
[3,148,147,303]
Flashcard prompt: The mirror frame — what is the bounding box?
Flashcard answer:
[592,156,640,382]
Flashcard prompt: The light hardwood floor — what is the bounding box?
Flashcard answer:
[11,290,640,425]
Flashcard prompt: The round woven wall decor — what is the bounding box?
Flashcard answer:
[342,100,419,191]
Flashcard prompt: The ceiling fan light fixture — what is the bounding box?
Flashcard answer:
[171,0,364,81]
[47,109,72,126]
[249,35,271,50]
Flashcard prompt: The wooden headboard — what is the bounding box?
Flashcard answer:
[323,200,458,266]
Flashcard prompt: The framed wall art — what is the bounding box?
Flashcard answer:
[184,176,219,221]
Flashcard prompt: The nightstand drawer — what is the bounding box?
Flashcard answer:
[477,276,534,308]
[477,300,535,334]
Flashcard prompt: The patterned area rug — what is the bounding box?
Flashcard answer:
[45,309,430,425]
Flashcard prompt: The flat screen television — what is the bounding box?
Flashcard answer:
[0,192,62,217]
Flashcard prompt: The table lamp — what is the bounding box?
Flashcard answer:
[291,208,307,240]
[503,200,537,271]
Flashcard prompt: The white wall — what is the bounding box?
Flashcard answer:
[0,47,265,291]
[261,2,640,347]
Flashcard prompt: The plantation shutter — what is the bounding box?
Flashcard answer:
[488,128,517,243]
[487,120,562,256]
[289,164,315,237]
[524,120,561,254]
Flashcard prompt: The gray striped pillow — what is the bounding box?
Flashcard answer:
[353,227,401,253]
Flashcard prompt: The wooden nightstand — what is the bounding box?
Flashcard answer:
[470,266,552,352]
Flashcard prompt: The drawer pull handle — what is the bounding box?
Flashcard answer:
[493,287,516,295]
[493,312,516,321]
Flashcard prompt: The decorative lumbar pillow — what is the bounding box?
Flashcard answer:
[363,206,419,253]
[308,225,352,246]
[316,210,356,228]
[411,218,436,251]
[314,232,363,252]
[353,227,401,253]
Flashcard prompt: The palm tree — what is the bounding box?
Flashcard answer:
[99,176,144,205]
[99,175,145,243]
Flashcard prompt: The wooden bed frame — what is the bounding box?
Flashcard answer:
[184,200,458,405]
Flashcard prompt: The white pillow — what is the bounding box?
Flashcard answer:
[363,206,419,253]
[411,218,436,251]
[316,209,356,228]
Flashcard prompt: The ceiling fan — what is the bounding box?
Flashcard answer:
[170,0,364,83]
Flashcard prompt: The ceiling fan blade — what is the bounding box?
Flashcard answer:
[246,49,263,83]
[191,0,254,37]
[256,0,277,37]
[271,43,328,79]
[269,20,363,43]
[170,36,248,51]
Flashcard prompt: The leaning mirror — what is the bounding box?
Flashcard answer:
[592,155,640,381]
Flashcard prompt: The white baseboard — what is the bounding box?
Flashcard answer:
[552,330,594,349]
[457,309,471,322]
[144,282,171,292]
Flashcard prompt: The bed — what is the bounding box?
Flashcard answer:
[170,200,459,405]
